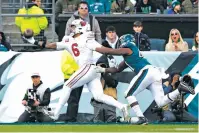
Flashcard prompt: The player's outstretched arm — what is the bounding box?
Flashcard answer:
[23,36,57,49]
[38,41,57,49]
[106,61,128,73]
[95,61,128,73]
[95,47,132,56]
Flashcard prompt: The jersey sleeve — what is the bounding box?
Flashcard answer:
[56,36,71,50]
[86,39,102,50]
[56,42,67,50]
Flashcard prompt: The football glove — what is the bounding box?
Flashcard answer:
[94,65,106,73]
[22,36,40,46]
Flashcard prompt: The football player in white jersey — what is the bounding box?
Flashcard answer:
[23,19,129,121]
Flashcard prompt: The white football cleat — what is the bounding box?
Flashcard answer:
[121,104,130,122]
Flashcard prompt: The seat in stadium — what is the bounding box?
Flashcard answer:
[184,38,193,49]
[149,38,166,51]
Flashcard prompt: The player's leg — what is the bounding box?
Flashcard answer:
[87,74,129,121]
[124,68,156,124]
[148,81,180,107]
[54,64,96,118]
[148,66,195,107]
[65,84,83,122]
[124,69,151,117]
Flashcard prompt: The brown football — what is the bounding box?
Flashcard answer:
[23,29,34,39]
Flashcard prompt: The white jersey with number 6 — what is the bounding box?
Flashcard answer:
[56,32,102,66]
[53,32,127,120]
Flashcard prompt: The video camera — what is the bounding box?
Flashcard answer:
[27,88,37,107]
[151,106,162,114]
[171,100,183,114]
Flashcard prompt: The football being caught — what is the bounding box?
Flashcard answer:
[23,29,34,39]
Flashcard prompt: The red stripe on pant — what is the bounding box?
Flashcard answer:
[66,64,91,88]
[69,64,91,88]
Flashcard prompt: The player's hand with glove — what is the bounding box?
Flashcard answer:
[94,65,106,73]
[23,36,46,48]
[22,36,36,44]
[22,29,40,46]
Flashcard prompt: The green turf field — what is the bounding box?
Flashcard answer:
[0,124,198,132]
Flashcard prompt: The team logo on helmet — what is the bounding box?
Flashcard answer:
[70,19,91,35]
[119,34,135,48]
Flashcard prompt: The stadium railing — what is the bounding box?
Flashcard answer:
[0,0,56,51]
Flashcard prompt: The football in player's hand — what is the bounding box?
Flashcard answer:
[23,29,34,39]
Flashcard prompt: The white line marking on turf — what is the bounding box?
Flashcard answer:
[175,128,196,131]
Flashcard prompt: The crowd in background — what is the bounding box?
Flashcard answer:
[0,0,198,52]
[54,0,198,14]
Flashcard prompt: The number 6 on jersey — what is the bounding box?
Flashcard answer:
[72,43,80,56]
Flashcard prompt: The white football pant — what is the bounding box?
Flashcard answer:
[54,64,124,116]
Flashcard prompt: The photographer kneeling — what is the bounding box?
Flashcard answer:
[153,72,197,122]
[18,73,52,122]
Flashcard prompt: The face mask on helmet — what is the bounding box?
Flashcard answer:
[70,19,91,35]
[118,34,135,48]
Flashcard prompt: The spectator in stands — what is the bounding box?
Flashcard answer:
[111,0,136,14]
[102,26,121,49]
[65,1,102,43]
[192,32,199,51]
[167,0,181,14]
[155,0,168,14]
[86,0,111,14]
[132,21,151,51]
[135,0,157,14]
[33,0,42,7]
[63,1,102,122]
[0,31,13,51]
[165,28,189,52]
[32,0,51,39]
[55,0,80,35]
[182,0,198,14]
[15,0,48,42]
[167,0,173,9]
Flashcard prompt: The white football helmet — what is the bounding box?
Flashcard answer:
[71,19,91,34]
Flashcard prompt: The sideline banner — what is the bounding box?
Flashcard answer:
[0,51,198,123]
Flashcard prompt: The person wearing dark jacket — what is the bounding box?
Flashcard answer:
[0,31,13,51]
[111,0,135,14]
[102,26,121,49]
[135,0,157,14]
[18,73,52,122]
[132,21,151,51]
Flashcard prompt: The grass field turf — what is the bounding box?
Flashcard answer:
[0,124,198,132]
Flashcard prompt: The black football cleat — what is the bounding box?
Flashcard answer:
[178,82,195,95]
[135,117,148,125]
